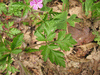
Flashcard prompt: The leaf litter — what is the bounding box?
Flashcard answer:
[0,0,100,75]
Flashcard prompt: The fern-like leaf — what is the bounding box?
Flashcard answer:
[55,31,77,51]
[40,44,65,67]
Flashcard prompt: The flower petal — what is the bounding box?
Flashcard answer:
[34,0,38,4]
[38,0,43,3]
[37,3,43,8]
[33,4,38,10]
[30,1,35,6]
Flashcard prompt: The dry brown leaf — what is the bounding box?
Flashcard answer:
[77,43,98,51]
[69,7,83,18]
[68,24,95,45]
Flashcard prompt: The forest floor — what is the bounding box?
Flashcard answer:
[0,0,100,75]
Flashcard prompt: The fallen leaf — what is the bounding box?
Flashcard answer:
[68,24,95,45]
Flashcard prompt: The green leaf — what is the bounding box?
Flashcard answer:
[53,11,68,29]
[7,34,13,38]
[49,50,65,67]
[70,14,77,19]
[67,14,77,27]
[43,0,52,5]
[2,64,6,70]
[93,31,100,45]
[61,0,69,11]
[8,2,25,17]
[23,22,29,26]
[0,21,4,30]
[14,11,22,17]
[47,33,56,41]
[7,65,11,72]
[11,49,22,54]
[94,0,97,1]
[23,6,29,17]
[44,21,57,35]
[0,65,3,70]
[41,45,50,61]
[4,23,9,29]
[40,45,65,67]
[36,22,45,32]
[91,2,100,18]
[84,0,93,16]
[79,0,83,3]
[43,14,48,21]
[0,46,8,52]
[6,72,9,75]
[58,31,66,40]
[55,33,77,51]
[67,19,75,27]
[38,21,56,41]
[49,44,59,49]
[0,54,9,65]
[7,55,12,64]
[41,5,51,11]
[0,3,7,14]
[25,0,29,4]
[55,20,67,29]
[11,66,19,73]
[43,21,56,41]
[34,31,46,41]
[10,28,21,35]
[8,21,14,28]
[0,53,2,58]
[10,2,25,9]
[0,57,6,65]
[11,33,24,50]
[54,11,67,20]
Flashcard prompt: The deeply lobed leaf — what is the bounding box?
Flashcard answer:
[40,45,65,67]
[11,33,24,50]
[55,31,77,51]
[0,3,7,14]
[10,28,21,35]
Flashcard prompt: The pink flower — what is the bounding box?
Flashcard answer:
[30,0,43,10]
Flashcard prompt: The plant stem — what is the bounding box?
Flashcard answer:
[30,42,46,48]
[30,41,55,48]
